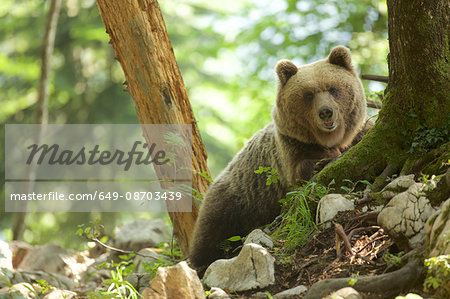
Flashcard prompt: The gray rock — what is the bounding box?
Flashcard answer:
[244,229,274,249]
[378,183,437,249]
[426,198,450,257]
[8,282,37,298]
[3,270,76,290]
[208,287,231,298]
[316,194,354,227]
[382,174,416,199]
[325,287,361,299]
[126,272,153,293]
[17,243,94,280]
[274,285,307,298]
[114,219,170,251]
[43,289,77,299]
[203,243,275,292]
[0,240,13,271]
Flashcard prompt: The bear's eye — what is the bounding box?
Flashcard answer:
[303,91,314,101]
[329,86,339,97]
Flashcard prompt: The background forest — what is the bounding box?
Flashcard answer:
[1,0,388,249]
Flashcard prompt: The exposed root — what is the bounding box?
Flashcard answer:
[303,258,423,299]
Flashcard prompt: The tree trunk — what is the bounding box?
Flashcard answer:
[13,0,63,241]
[317,0,450,191]
[96,0,210,256]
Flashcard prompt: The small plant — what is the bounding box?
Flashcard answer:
[265,291,274,299]
[95,259,140,299]
[76,219,104,241]
[141,257,170,280]
[423,255,450,296]
[340,179,371,195]
[382,250,405,267]
[254,166,280,185]
[0,267,13,288]
[36,279,55,294]
[219,235,244,257]
[347,272,360,286]
[273,181,328,252]
[405,113,450,154]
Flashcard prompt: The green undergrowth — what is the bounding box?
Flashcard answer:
[273,181,329,254]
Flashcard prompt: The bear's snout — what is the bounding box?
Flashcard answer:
[318,106,334,122]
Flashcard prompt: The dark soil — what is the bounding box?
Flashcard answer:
[233,209,417,299]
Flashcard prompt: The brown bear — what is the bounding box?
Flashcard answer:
[190,46,371,270]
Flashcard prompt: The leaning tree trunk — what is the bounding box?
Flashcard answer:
[96,0,211,256]
[317,0,450,191]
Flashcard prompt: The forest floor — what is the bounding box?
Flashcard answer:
[239,209,426,299]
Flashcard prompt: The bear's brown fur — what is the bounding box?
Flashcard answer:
[190,46,371,270]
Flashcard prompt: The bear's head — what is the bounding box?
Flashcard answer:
[272,46,366,148]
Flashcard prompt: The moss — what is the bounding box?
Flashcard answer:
[368,191,386,205]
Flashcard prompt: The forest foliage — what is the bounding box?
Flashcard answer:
[1,0,389,248]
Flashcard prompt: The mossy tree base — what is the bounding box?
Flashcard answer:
[317,0,449,196]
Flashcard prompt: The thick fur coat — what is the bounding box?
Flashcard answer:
[190,46,371,269]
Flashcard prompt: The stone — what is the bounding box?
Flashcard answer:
[316,194,354,227]
[325,287,362,299]
[133,248,167,273]
[244,229,274,249]
[7,241,32,269]
[208,287,231,298]
[274,285,308,298]
[382,175,416,195]
[203,243,275,291]
[43,289,77,299]
[7,270,76,290]
[9,282,37,298]
[378,183,437,249]
[113,219,170,251]
[17,243,94,280]
[0,240,13,271]
[141,261,204,299]
[426,198,450,257]
[126,273,152,293]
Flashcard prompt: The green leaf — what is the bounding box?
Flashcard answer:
[227,236,241,242]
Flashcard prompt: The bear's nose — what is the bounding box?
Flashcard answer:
[318,106,334,121]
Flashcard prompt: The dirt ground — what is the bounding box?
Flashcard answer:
[235,209,427,299]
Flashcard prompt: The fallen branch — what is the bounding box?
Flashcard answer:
[333,222,353,256]
[366,99,382,109]
[361,74,389,83]
[303,258,422,299]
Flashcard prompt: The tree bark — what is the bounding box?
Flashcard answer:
[96,0,210,256]
[317,0,450,190]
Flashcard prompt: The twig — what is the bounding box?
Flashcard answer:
[347,211,380,222]
[361,74,389,83]
[304,258,422,299]
[91,237,155,258]
[348,226,380,240]
[333,222,353,256]
[367,99,382,109]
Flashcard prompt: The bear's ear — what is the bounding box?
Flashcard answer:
[276,60,298,86]
[328,46,353,71]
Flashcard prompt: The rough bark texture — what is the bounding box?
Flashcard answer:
[317,0,450,189]
[96,0,210,256]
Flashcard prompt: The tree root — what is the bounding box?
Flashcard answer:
[303,258,422,299]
